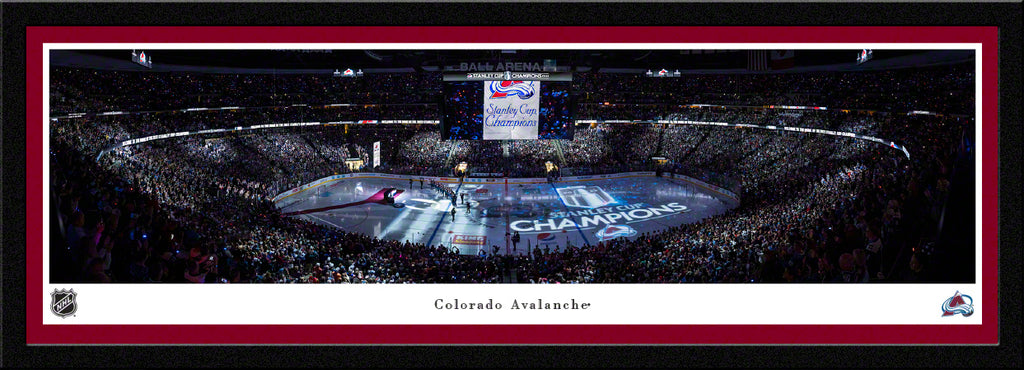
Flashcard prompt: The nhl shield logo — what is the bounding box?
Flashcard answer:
[50,289,77,318]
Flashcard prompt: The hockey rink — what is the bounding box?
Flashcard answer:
[275,173,740,256]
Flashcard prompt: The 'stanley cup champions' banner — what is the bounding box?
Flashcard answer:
[483,80,540,140]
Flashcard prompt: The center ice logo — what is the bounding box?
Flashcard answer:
[595,224,637,241]
[489,81,535,99]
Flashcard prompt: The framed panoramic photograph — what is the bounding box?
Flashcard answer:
[3,1,1019,368]
[27,24,997,341]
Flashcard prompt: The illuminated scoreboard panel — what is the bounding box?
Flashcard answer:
[441,72,573,140]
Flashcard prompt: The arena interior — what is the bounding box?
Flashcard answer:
[48,49,975,283]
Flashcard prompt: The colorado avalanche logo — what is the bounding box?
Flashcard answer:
[941,291,974,317]
[595,224,637,241]
[489,81,535,99]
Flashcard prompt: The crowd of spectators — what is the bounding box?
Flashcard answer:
[573,63,974,116]
[52,62,971,119]
[51,111,965,284]
[516,114,965,283]
[50,68,441,114]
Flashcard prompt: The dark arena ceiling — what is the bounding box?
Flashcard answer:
[59,49,963,72]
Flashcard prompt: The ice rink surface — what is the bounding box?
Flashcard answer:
[276,174,739,256]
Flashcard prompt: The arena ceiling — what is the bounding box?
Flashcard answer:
[65,49,937,71]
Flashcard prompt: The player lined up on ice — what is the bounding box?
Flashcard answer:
[429,179,456,201]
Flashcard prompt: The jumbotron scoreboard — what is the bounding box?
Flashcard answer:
[440,71,574,140]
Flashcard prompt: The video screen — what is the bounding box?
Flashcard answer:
[441,80,572,140]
